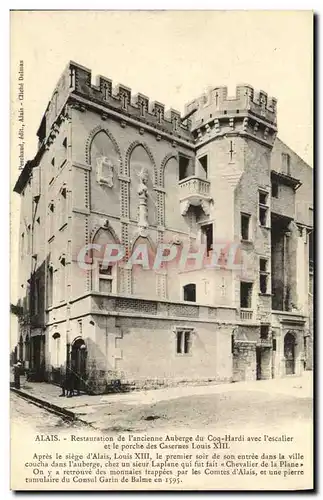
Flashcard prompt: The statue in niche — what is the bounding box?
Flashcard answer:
[96,156,114,188]
[137,167,149,228]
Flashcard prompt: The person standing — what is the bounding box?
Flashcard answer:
[13,360,22,389]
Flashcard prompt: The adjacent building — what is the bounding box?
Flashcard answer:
[13,61,313,392]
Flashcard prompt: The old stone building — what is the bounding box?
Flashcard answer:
[13,61,313,392]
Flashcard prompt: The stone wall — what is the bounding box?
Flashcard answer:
[232,341,257,382]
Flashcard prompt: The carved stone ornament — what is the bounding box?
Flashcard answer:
[180,200,190,216]
[172,234,182,245]
[96,156,114,187]
[137,167,149,228]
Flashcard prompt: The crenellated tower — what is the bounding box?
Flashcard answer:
[185,84,277,148]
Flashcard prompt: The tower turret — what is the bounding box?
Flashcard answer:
[184,84,277,148]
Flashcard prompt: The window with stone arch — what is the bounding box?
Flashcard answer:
[128,144,156,225]
[92,226,120,294]
[52,332,61,368]
[89,130,121,217]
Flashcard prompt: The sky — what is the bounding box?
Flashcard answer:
[10,10,313,344]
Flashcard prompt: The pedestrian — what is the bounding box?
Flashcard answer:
[73,371,81,396]
[13,360,22,389]
[66,368,75,398]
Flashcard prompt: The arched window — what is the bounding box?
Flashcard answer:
[52,332,61,368]
[129,144,156,225]
[183,283,196,302]
[89,130,120,216]
[92,227,119,294]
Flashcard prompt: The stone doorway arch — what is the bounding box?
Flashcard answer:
[71,338,87,391]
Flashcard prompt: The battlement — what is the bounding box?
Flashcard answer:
[38,62,278,149]
[41,61,193,144]
[185,84,277,131]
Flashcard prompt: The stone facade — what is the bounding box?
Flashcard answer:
[13,61,313,392]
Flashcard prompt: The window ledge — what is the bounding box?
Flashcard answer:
[241,239,253,244]
[259,293,272,297]
[259,225,271,230]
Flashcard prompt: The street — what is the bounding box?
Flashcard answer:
[11,374,313,434]
[10,392,85,432]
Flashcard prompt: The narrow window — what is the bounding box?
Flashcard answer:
[259,258,269,294]
[260,275,267,294]
[176,330,192,354]
[201,223,213,254]
[179,155,192,180]
[184,331,191,354]
[63,137,67,149]
[282,153,291,175]
[52,333,61,368]
[259,207,268,227]
[183,283,196,302]
[260,258,267,272]
[99,263,113,293]
[176,331,183,354]
[198,155,208,178]
[240,281,252,308]
[259,191,268,205]
[258,190,269,228]
[241,213,250,241]
[260,325,269,339]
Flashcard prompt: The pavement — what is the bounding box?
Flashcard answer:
[10,371,313,432]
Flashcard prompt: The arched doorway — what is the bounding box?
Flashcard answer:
[71,338,87,391]
[284,332,296,375]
